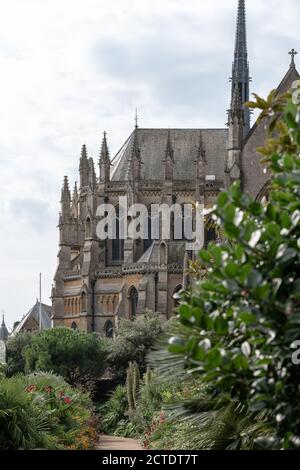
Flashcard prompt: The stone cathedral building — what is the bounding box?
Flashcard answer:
[52,0,299,335]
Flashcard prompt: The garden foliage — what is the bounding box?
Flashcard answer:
[0,372,98,449]
[159,91,300,449]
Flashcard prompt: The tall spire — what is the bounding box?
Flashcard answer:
[99,131,111,182]
[231,0,250,137]
[79,144,89,188]
[0,310,8,342]
[99,131,110,163]
[72,181,78,202]
[61,176,71,200]
[60,176,71,221]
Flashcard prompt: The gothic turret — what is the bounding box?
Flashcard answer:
[230,0,250,137]
[71,182,78,218]
[79,145,89,188]
[99,132,111,183]
[88,158,96,188]
[0,313,9,342]
[60,176,71,222]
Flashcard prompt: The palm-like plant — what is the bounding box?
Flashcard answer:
[0,378,50,449]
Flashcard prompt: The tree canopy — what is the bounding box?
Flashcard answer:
[24,327,108,390]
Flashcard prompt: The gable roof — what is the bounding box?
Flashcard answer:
[276,65,300,95]
[12,301,52,335]
[244,64,300,145]
[111,128,228,182]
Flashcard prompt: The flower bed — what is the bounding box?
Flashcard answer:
[0,372,99,450]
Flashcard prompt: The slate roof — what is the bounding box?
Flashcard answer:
[111,128,228,182]
[12,301,52,335]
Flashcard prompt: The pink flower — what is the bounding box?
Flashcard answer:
[26,385,37,393]
[63,396,72,405]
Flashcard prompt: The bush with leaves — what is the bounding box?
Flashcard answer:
[0,372,98,449]
[0,376,50,449]
[24,327,108,392]
[158,90,300,449]
[107,311,164,383]
[5,331,33,377]
[99,385,128,434]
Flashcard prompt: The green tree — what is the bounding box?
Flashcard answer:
[107,311,164,382]
[155,90,300,449]
[6,331,33,377]
[24,327,108,391]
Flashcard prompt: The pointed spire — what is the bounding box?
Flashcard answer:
[61,176,71,200]
[71,182,78,217]
[99,131,110,163]
[0,310,8,341]
[99,132,111,182]
[231,0,250,137]
[81,144,88,160]
[72,181,78,201]
[60,176,71,221]
[88,158,96,187]
[79,144,89,188]
[165,130,174,161]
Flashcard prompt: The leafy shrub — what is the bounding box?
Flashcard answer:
[6,331,32,377]
[156,90,300,449]
[0,372,99,449]
[99,385,128,434]
[0,376,50,449]
[107,311,164,383]
[24,327,108,392]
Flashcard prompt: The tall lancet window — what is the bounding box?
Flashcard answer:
[111,207,124,262]
[128,286,138,319]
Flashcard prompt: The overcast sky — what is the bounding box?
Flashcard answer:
[0,0,299,329]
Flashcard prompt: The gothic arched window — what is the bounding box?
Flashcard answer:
[85,217,92,239]
[143,214,153,252]
[159,242,167,266]
[71,322,78,330]
[128,286,138,320]
[104,320,114,338]
[112,207,124,262]
[81,292,87,312]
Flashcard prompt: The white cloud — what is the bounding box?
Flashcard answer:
[0,0,299,328]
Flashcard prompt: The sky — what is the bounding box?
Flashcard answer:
[0,0,299,329]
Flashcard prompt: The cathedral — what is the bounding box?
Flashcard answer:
[52,0,299,335]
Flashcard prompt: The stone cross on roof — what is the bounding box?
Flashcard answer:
[289,48,298,67]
